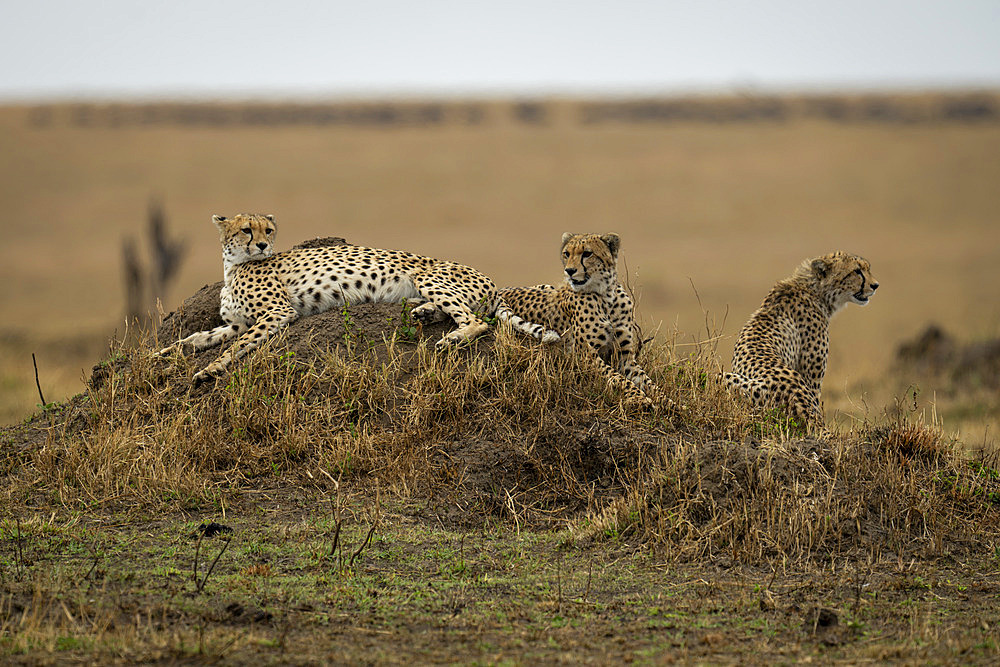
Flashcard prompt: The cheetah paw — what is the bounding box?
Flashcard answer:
[540,331,561,344]
[411,303,446,325]
[192,368,221,386]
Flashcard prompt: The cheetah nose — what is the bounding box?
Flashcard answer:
[565,267,577,276]
[870,282,879,291]
[256,242,268,251]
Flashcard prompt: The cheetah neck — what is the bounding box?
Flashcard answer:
[221,246,270,286]
[776,276,837,318]
[573,270,617,299]
[825,291,849,317]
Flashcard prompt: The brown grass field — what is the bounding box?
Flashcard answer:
[2,95,1000,663]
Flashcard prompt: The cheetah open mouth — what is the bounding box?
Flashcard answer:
[853,289,869,304]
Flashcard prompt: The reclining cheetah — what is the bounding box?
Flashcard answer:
[723,251,879,426]
[158,213,497,384]
[496,232,658,405]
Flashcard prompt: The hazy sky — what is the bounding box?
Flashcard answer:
[3,0,999,100]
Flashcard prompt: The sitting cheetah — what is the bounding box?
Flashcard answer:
[723,251,879,426]
[158,213,497,384]
[496,232,658,404]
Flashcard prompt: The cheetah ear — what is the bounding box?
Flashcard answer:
[561,232,575,248]
[265,214,275,222]
[212,215,228,227]
[601,233,621,258]
[810,258,829,279]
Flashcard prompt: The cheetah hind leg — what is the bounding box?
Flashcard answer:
[724,370,823,429]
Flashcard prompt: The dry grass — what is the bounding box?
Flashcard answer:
[2,325,663,515]
[576,416,999,565]
[3,308,1000,662]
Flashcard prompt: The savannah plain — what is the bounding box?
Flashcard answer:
[2,95,1000,663]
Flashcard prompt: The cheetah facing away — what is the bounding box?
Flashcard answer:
[496,232,658,405]
[723,251,879,426]
[158,214,497,384]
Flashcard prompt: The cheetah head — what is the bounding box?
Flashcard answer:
[213,213,276,265]
[560,232,621,295]
[806,251,879,312]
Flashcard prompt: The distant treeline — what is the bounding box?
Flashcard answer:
[24,93,999,129]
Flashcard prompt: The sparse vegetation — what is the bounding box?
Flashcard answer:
[2,305,1000,662]
[3,94,1000,661]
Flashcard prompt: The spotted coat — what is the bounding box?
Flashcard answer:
[158,214,497,384]
[496,232,657,405]
[723,251,879,425]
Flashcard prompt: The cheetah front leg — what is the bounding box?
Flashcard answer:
[156,323,242,357]
[610,323,657,392]
[572,314,652,407]
[582,343,653,406]
[408,302,448,324]
[192,305,299,385]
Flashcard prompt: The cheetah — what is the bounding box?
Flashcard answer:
[723,251,879,426]
[496,232,658,404]
[158,213,497,384]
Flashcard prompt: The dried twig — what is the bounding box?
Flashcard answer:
[193,532,203,584]
[31,353,46,407]
[82,540,101,581]
[197,537,232,593]
[348,523,377,568]
[328,519,343,562]
[14,518,24,579]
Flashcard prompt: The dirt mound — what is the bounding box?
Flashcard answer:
[579,426,1000,563]
[7,252,1000,561]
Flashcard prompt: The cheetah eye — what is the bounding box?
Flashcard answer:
[562,251,570,258]
[266,228,274,235]
[854,268,863,276]
[241,227,252,235]
[581,251,593,259]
